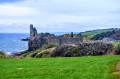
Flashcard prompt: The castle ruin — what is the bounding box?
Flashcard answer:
[28,24,83,51]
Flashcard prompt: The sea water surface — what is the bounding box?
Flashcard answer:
[0,33,29,54]
[0,32,79,54]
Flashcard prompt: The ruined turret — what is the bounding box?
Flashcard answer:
[30,24,37,40]
[70,32,73,38]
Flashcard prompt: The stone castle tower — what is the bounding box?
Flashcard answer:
[30,24,37,40]
[29,24,83,51]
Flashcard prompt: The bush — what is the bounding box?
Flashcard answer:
[71,46,81,56]
[51,45,76,57]
[0,51,6,57]
[114,45,120,55]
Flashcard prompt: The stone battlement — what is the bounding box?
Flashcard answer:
[28,24,83,51]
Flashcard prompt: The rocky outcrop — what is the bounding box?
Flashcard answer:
[51,42,114,57]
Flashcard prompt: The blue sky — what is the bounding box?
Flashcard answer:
[0,0,120,33]
[0,0,22,3]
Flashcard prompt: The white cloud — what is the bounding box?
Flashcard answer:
[0,0,120,33]
[0,4,34,16]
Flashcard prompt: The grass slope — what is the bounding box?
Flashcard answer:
[82,30,112,36]
[23,44,57,57]
[0,55,120,79]
[81,30,113,41]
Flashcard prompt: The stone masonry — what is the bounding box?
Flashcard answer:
[28,24,83,51]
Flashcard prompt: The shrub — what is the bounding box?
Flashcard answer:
[71,46,81,56]
[114,45,120,55]
[0,51,6,57]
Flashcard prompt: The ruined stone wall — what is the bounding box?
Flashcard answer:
[47,37,83,45]
[28,24,83,51]
[60,37,83,45]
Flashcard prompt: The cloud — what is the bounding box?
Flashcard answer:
[0,5,34,16]
[0,0,120,33]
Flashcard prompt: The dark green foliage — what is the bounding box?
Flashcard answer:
[51,45,75,57]
[91,30,116,40]
[0,51,5,55]
[114,45,120,55]
[82,30,112,36]
[71,46,81,56]
[0,51,6,57]
[23,50,36,57]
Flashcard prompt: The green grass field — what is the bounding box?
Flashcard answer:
[113,42,120,46]
[82,30,112,36]
[0,55,120,79]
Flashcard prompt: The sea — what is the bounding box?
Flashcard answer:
[0,32,78,55]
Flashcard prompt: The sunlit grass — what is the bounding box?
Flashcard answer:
[113,42,120,46]
[0,55,120,79]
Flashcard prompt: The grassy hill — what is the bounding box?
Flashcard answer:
[81,28,120,41]
[1,55,120,79]
[82,30,112,36]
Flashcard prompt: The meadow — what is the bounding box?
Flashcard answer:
[0,55,120,79]
[113,42,120,46]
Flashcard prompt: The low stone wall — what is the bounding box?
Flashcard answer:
[28,36,83,51]
[47,37,83,45]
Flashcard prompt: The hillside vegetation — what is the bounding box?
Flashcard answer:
[0,51,6,57]
[90,30,115,40]
[23,44,57,57]
[81,28,120,41]
[82,30,113,36]
[0,55,120,79]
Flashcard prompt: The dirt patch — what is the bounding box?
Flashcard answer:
[26,47,56,58]
[38,47,56,54]
[112,62,120,78]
